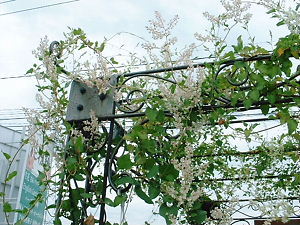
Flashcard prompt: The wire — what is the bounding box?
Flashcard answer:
[0,0,80,16]
[0,75,34,80]
[0,0,16,5]
[0,55,215,80]
[0,107,39,111]
[0,117,26,120]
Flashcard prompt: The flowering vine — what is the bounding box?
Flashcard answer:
[1,1,300,225]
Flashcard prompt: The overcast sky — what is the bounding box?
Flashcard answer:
[0,0,290,224]
[0,0,289,111]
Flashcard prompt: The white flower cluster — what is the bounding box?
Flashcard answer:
[178,43,197,66]
[206,207,233,225]
[250,198,295,223]
[142,11,187,68]
[259,0,300,33]
[164,143,209,210]
[194,32,221,43]
[206,199,240,225]
[195,0,251,48]
[200,0,252,27]
[71,54,112,95]
[220,0,252,23]
[145,11,179,40]
[210,207,223,219]
[69,111,106,151]
[82,111,100,135]
[158,67,206,131]
[263,220,272,225]
[24,93,66,168]
[168,214,185,225]
[24,107,41,151]
[32,36,57,80]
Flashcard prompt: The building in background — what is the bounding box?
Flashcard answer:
[0,125,48,225]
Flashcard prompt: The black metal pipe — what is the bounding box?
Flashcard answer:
[98,75,118,224]
[99,118,115,224]
[120,54,272,78]
[194,174,294,182]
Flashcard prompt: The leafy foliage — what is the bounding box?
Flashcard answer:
[2,1,300,225]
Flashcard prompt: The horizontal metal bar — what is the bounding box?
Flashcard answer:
[202,196,299,203]
[232,217,300,221]
[200,97,298,112]
[95,113,283,124]
[121,54,272,78]
[195,174,296,182]
[193,150,299,158]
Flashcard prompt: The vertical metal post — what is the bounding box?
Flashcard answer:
[99,118,115,225]
[99,76,118,225]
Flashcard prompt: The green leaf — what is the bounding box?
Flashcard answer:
[45,204,57,210]
[267,94,276,104]
[256,164,264,176]
[156,110,165,122]
[135,186,153,204]
[5,171,17,182]
[67,157,77,165]
[243,98,252,109]
[231,92,244,106]
[233,35,243,52]
[148,184,160,199]
[26,68,34,74]
[37,171,46,184]
[249,89,260,101]
[117,154,133,170]
[2,152,11,160]
[66,157,77,171]
[61,199,71,210]
[80,193,93,198]
[22,138,30,144]
[115,176,137,186]
[72,28,84,36]
[3,202,13,212]
[78,44,86,50]
[0,192,4,197]
[54,219,62,225]
[99,42,105,52]
[287,119,298,134]
[244,129,251,138]
[71,188,84,203]
[75,136,84,153]
[293,97,300,106]
[189,210,207,224]
[159,164,179,181]
[145,108,158,122]
[105,198,115,207]
[159,203,178,219]
[143,158,155,170]
[74,174,85,181]
[110,57,118,64]
[260,105,269,115]
[147,165,159,178]
[276,20,285,26]
[266,8,276,14]
[114,195,126,206]
[293,173,300,185]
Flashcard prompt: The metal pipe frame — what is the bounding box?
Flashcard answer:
[48,42,300,225]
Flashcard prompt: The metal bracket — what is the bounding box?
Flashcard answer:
[66,76,117,121]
